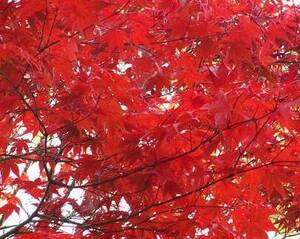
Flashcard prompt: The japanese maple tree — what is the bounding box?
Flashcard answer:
[0,0,300,238]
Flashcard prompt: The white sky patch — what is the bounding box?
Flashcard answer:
[69,188,85,205]
[119,197,131,213]
[115,60,132,74]
[26,162,40,181]
[283,0,300,6]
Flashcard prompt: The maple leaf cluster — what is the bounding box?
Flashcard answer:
[0,0,300,238]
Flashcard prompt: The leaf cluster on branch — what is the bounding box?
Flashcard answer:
[0,0,300,238]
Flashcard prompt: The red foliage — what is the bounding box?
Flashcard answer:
[0,0,300,238]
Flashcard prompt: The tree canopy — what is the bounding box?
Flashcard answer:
[0,0,300,238]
